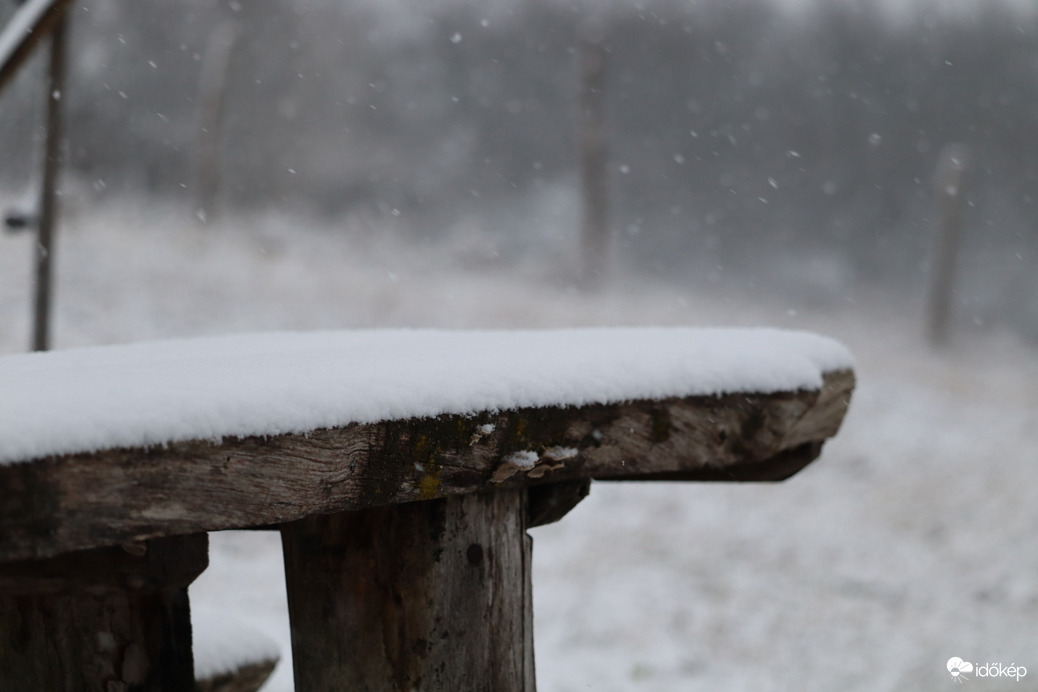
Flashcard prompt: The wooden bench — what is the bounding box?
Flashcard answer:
[0,327,854,691]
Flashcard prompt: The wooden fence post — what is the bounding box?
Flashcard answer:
[30,11,67,352]
[578,20,609,288]
[926,143,971,348]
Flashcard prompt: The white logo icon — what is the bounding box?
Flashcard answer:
[948,657,973,683]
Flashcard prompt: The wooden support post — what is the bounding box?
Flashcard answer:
[31,11,68,352]
[281,491,535,692]
[0,533,208,692]
[926,143,971,348]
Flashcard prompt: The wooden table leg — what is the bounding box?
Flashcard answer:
[281,490,535,692]
[0,533,208,692]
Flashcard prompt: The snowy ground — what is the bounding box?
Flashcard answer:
[2,203,1037,691]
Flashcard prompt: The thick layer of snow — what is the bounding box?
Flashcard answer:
[0,327,851,464]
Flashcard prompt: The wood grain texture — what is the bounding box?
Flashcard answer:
[0,370,853,563]
[0,534,206,692]
[0,533,207,596]
[281,491,534,692]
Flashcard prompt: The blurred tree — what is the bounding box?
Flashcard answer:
[577,15,609,286]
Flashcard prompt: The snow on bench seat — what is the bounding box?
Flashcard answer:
[0,327,852,465]
[0,327,854,565]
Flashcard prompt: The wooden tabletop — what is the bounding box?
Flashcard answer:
[0,345,852,564]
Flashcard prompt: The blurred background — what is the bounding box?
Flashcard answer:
[3,0,1038,339]
[2,0,1038,690]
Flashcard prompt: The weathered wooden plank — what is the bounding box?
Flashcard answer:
[0,533,207,596]
[600,368,855,482]
[0,370,853,563]
[281,491,534,692]
[0,533,206,691]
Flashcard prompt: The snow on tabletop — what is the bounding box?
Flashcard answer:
[0,327,852,465]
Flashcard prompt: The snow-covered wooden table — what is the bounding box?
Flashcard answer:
[0,328,854,691]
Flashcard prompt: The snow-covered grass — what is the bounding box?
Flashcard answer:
[2,203,1036,691]
[191,605,281,681]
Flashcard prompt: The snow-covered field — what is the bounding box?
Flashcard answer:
[3,204,1037,691]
